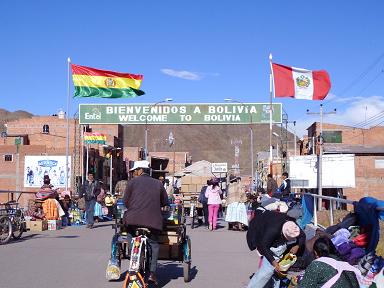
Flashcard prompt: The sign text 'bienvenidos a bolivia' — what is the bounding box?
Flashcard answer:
[79,103,282,125]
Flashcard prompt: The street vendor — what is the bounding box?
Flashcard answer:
[246,208,306,288]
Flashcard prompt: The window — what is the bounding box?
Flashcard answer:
[375,159,384,169]
[4,154,13,162]
[323,131,342,143]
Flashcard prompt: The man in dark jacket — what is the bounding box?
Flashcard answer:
[79,172,100,228]
[266,174,278,196]
[279,172,291,198]
[246,208,306,288]
[198,179,211,227]
[106,160,168,284]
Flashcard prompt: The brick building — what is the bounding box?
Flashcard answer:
[0,115,123,206]
[0,114,193,206]
[303,122,384,200]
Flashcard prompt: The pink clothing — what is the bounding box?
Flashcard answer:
[208,204,220,229]
[205,185,222,205]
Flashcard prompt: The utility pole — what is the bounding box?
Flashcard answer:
[307,104,336,209]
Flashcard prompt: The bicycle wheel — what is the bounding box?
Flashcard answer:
[0,216,12,244]
[11,211,25,240]
[183,236,192,282]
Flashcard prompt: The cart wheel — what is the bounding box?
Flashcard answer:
[183,261,191,282]
[191,215,195,229]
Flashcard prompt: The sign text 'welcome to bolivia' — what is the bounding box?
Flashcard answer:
[79,103,282,125]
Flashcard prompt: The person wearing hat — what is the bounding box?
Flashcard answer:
[106,160,168,284]
[225,176,248,231]
[246,208,306,288]
[41,175,54,190]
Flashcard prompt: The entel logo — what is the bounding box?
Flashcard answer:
[84,113,101,120]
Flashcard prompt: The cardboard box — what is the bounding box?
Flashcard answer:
[28,220,48,232]
[158,231,179,245]
[158,244,180,260]
[202,176,211,185]
[181,184,189,193]
[188,184,197,192]
[182,176,192,185]
[47,220,62,230]
[191,176,201,185]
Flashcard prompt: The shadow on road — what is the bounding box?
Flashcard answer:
[157,261,198,287]
[4,233,43,245]
[54,235,80,239]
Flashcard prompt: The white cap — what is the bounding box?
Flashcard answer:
[129,160,150,171]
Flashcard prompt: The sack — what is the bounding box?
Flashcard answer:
[42,199,59,220]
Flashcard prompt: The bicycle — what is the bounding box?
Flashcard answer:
[123,227,152,288]
[0,214,12,244]
[5,201,26,240]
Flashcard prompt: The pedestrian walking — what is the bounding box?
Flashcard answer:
[114,174,128,198]
[225,176,248,231]
[198,179,211,227]
[205,178,222,231]
[79,172,101,228]
[277,172,291,199]
[266,174,278,197]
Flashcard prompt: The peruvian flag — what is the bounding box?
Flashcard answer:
[271,63,331,100]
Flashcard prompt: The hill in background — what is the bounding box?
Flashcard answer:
[0,108,33,133]
[0,107,294,175]
[123,124,294,175]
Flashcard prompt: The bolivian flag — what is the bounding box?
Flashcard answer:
[71,64,144,98]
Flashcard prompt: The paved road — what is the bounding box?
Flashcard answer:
[1,219,259,288]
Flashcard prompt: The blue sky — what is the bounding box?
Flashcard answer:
[1,0,384,136]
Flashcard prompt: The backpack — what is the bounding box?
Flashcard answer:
[198,186,208,204]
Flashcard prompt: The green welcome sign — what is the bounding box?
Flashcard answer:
[79,103,282,125]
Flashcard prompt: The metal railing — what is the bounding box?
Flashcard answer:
[306,193,384,227]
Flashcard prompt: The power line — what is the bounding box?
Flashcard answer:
[353,111,384,128]
[323,52,384,107]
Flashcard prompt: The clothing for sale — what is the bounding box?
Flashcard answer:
[299,194,314,229]
[359,197,384,221]
[123,173,168,231]
[246,208,306,264]
[372,267,384,288]
[331,228,351,247]
[325,213,357,235]
[298,256,361,288]
[353,198,380,253]
[94,202,103,217]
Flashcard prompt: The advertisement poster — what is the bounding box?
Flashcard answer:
[24,156,71,188]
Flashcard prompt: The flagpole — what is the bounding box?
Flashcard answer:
[269,53,273,174]
[66,57,71,192]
